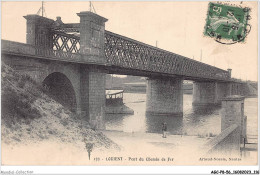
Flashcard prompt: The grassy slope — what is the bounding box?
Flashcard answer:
[1,63,119,151]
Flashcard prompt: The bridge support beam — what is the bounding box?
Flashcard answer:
[146,78,183,116]
[221,96,246,144]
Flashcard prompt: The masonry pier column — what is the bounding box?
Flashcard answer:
[221,96,246,145]
[216,82,231,103]
[230,83,243,95]
[23,15,54,50]
[77,11,108,129]
[231,83,236,95]
[146,78,183,116]
[203,96,245,156]
[227,82,232,96]
[192,81,219,106]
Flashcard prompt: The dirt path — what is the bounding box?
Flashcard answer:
[102,130,209,165]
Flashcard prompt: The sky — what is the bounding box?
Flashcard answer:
[1,1,258,81]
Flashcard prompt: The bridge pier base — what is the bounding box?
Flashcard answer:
[80,66,106,130]
[216,82,232,103]
[221,96,246,145]
[146,78,183,116]
[88,70,106,130]
[193,81,235,106]
[230,83,244,95]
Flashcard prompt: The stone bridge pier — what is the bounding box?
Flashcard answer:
[230,83,244,96]
[77,12,108,129]
[193,81,231,106]
[146,77,183,116]
[192,81,244,106]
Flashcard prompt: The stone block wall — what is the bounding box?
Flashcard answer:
[146,78,183,116]
[216,82,230,103]
[88,69,106,129]
[24,15,54,49]
[221,96,245,143]
[2,54,82,114]
[193,81,218,105]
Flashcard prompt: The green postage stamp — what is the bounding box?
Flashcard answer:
[204,2,251,44]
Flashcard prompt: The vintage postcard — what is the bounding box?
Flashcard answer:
[1,1,259,174]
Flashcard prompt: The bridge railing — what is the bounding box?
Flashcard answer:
[35,47,82,60]
[104,31,230,81]
[50,26,230,81]
[2,34,230,81]
[52,31,80,54]
[2,40,36,56]
[2,40,82,62]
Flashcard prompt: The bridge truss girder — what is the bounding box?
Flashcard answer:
[52,31,80,54]
[49,23,229,81]
[104,31,229,81]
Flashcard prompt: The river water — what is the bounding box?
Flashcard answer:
[105,93,258,137]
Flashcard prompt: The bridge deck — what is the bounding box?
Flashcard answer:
[104,30,229,81]
[2,36,235,82]
[52,23,230,81]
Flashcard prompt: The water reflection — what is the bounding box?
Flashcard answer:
[192,105,221,115]
[105,114,133,132]
[183,105,221,136]
[145,113,183,134]
[105,93,257,137]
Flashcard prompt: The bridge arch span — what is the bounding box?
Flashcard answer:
[42,72,77,112]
